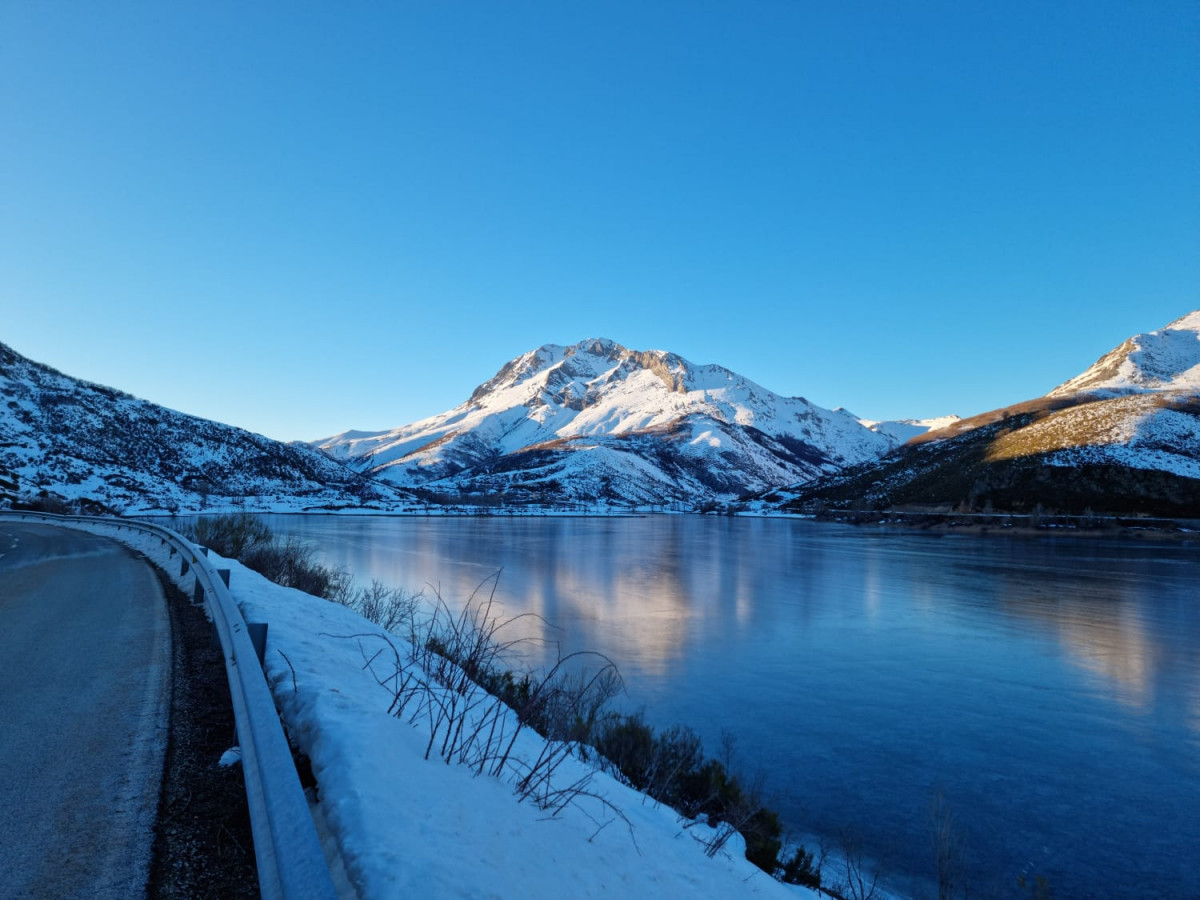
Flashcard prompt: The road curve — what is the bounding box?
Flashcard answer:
[0,522,171,899]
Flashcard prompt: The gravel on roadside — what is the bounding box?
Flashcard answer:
[148,569,258,899]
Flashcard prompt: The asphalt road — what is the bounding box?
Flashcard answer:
[0,522,171,899]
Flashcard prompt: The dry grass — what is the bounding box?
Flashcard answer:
[983,394,1163,462]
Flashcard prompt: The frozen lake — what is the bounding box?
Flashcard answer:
[261,514,1200,898]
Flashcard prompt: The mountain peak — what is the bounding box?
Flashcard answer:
[468,339,647,405]
[469,338,687,406]
[1166,310,1200,332]
[1048,310,1200,398]
[567,337,628,358]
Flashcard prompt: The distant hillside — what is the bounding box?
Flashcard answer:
[316,338,899,507]
[0,341,407,514]
[855,414,962,444]
[752,313,1200,518]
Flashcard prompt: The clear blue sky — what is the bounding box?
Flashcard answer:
[2,1,1197,442]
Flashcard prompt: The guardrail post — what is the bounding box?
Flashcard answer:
[180,558,190,577]
[218,569,231,587]
[246,622,268,668]
[194,580,205,606]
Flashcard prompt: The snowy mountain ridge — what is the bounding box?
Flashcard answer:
[317,338,902,506]
[0,341,408,514]
[1049,311,1200,397]
[754,310,1200,517]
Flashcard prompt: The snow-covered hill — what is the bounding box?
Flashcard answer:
[1049,311,1200,397]
[1007,311,1200,481]
[754,311,1200,517]
[0,341,406,514]
[317,338,896,507]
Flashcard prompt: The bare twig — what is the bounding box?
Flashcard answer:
[277,649,298,694]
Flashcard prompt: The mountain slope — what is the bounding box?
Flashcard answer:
[0,341,406,514]
[755,312,1200,518]
[317,338,896,507]
[1049,311,1200,397]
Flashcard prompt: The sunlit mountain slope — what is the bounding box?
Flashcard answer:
[754,312,1200,517]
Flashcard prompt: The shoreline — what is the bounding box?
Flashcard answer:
[804,508,1200,541]
[117,505,1200,541]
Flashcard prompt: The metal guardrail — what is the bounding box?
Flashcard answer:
[0,512,338,900]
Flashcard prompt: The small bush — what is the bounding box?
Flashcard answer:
[592,711,656,786]
[351,578,631,833]
[590,713,803,878]
[781,845,821,889]
[193,513,272,559]
[188,514,346,600]
[335,578,421,633]
[743,807,784,875]
[243,536,341,596]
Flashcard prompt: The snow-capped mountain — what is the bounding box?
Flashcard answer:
[1049,311,1200,397]
[855,414,961,444]
[317,338,896,506]
[755,311,1200,517]
[0,341,406,514]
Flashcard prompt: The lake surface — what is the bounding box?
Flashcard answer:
[261,514,1200,898]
